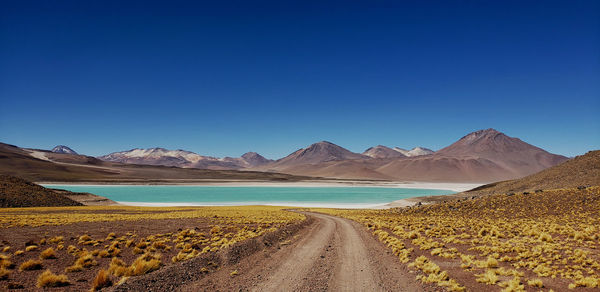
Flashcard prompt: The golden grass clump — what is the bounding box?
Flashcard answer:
[0,254,13,269]
[0,267,10,280]
[527,278,543,287]
[13,250,23,256]
[25,245,38,252]
[48,236,64,244]
[98,250,110,258]
[19,259,43,271]
[1,246,10,252]
[91,269,113,291]
[65,252,98,272]
[37,269,70,288]
[130,253,162,276]
[108,257,129,277]
[476,269,499,285]
[39,247,57,259]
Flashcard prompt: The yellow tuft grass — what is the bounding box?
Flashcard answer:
[48,236,64,244]
[0,267,10,280]
[91,269,113,291]
[25,245,38,252]
[476,269,498,285]
[527,278,543,287]
[37,269,70,288]
[65,252,97,273]
[108,257,129,277]
[130,253,161,276]
[39,247,57,259]
[0,254,13,269]
[19,259,43,271]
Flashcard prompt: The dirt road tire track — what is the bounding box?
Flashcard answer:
[179,211,423,291]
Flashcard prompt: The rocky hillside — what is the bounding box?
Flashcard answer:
[0,175,83,207]
[465,150,600,195]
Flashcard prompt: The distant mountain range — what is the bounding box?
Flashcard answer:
[252,128,568,182]
[13,128,570,183]
[98,148,272,170]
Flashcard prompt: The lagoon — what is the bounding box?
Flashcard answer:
[43,185,455,208]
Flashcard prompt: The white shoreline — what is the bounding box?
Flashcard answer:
[117,201,388,209]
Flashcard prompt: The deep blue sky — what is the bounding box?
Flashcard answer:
[1,0,599,159]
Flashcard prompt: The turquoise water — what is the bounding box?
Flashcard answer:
[43,185,455,208]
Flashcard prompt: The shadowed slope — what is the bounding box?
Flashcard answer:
[0,175,83,207]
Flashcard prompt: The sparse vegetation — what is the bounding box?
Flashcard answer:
[36,269,70,287]
[314,187,600,291]
[91,269,112,291]
[0,267,10,280]
[0,205,304,290]
[19,259,43,271]
[39,247,57,259]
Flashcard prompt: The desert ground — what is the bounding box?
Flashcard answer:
[1,186,599,291]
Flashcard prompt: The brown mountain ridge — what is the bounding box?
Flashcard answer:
[1,128,570,183]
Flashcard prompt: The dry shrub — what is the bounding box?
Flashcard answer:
[0,254,13,269]
[108,257,129,277]
[0,267,10,280]
[79,235,92,242]
[527,278,543,287]
[39,247,57,259]
[65,252,97,273]
[91,269,113,291]
[25,245,38,252]
[48,236,64,244]
[98,250,110,258]
[37,269,70,288]
[130,253,161,276]
[19,259,43,271]
[476,269,498,285]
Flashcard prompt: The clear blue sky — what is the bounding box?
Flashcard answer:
[1,0,599,159]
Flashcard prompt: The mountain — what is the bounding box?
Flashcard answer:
[393,147,434,157]
[0,142,310,182]
[51,145,78,155]
[99,148,273,169]
[222,152,272,168]
[435,128,568,176]
[251,141,389,180]
[241,152,272,167]
[363,145,406,159]
[376,129,569,182]
[253,129,569,182]
[464,150,599,195]
[98,148,240,169]
[272,141,366,166]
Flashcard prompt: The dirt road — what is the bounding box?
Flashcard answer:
[180,212,423,291]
